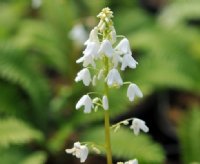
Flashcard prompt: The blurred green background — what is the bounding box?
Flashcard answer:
[0,0,200,163]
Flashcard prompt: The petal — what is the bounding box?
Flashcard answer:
[76,95,87,109]
[115,38,131,54]
[80,145,89,163]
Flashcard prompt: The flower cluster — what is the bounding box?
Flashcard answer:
[75,7,143,114]
[66,7,149,164]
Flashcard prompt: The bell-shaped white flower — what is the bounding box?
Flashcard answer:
[121,53,138,71]
[75,68,91,86]
[117,159,138,164]
[127,83,143,101]
[98,39,114,58]
[102,95,109,110]
[115,38,131,55]
[84,27,99,45]
[76,95,94,113]
[65,142,89,163]
[76,42,100,67]
[32,0,42,9]
[69,24,88,45]
[106,68,123,87]
[130,118,149,135]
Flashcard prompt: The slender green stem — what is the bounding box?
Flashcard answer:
[104,56,113,164]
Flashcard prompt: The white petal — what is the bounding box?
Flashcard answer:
[102,95,109,110]
[98,39,114,58]
[125,159,138,164]
[83,95,93,113]
[80,145,89,163]
[76,95,87,109]
[115,38,131,54]
[121,54,138,71]
[65,148,75,154]
[84,27,99,45]
[130,118,148,135]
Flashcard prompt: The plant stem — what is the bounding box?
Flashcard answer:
[104,56,113,164]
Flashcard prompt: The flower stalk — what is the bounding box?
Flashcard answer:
[104,56,113,164]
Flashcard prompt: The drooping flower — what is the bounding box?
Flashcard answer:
[117,159,138,164]
[76,95,93,113]
[127,83,143,101]
[106,68,123,87]
[115,38,131,55]
[84,27,99,45]
[76,42,99,67]
[130,118,149,135]
[75,68,91,86]
[125,159,138,164]
[98,39,114,58]
[65,142,89,163]
[102,95,109,110]
[32,0,42,9]
[121,53,138,71]
[69,24,88,45]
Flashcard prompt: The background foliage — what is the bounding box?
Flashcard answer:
[0,0,200,163]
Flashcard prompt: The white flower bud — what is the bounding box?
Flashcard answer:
[102,95,109,110]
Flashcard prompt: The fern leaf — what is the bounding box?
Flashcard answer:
[81,126,165,163]
[0,118,44,148]
[21,151,47,164]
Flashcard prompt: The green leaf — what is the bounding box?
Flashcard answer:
[21,151,47,164]
[81,126,165,163]
[0,118,44,148]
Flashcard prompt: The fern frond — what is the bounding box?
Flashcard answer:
[158,0,200,28]
[21,151,47,164]
[0,118,44,148]
[81,126,165,163]
[0,45,50,110]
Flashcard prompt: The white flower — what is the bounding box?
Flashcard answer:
[106,68,123,87]
[75,68,91,86]
[125,159,138,164]
[117,159,138,164]
[130,118,149,135]
[127,83,143,101]
[84,27,99,45]
[102,95,109,110]
[115,38,131,55]
[121,53,138,71]
[76,42,100,67]
[98,39,114,58]
[65,142,89,163]
[32,0,42,9]
[76,95,94,113]
[69,24,88,45]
